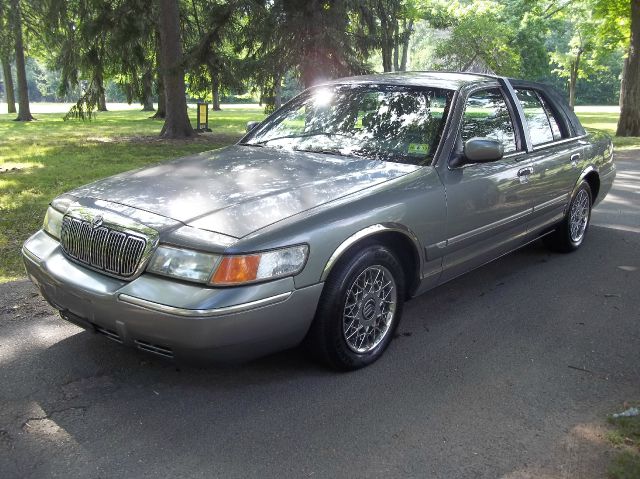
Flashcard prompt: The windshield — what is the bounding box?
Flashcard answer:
[242,84,453,165]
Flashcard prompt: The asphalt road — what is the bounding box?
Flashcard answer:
[1,151,639,479]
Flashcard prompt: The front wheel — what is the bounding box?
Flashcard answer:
[544,181,592,253]
[308,243,405,370]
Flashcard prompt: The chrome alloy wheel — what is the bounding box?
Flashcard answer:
[342,265,397,354]
[569,189,590,242]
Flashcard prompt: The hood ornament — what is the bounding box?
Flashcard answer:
[91,214,104,229]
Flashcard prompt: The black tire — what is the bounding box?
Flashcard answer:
[307,242,405,371]
[544,181,593,253]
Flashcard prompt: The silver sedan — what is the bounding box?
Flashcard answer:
[22,72,615,369]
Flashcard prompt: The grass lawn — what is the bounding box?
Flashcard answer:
[575,109,640,150]
[0,104,637,283]
[607,405,640,479]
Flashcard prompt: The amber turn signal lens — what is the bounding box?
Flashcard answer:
[211,255,261,285]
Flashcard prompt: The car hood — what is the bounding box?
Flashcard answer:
[69,145,420,237]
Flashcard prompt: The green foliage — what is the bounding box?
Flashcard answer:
[608,451,640,479]
[183,0,245,103]
[607,412,640,479]
[594,0,630,50]
[0,0,13,59]
[41,0,156,115]
[432,1,520,74]
[0,0,634,122]
[608,414,640,445]
[548,5,601,81]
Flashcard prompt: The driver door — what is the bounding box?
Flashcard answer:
[437,87,535,282]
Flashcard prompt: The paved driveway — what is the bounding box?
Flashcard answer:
[1,151,638,479]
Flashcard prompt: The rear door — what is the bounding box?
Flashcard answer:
[512,88,587,232]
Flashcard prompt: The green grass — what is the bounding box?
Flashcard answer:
[576,111,640,150]
[0,104,636,283]
[607,406,640,479]
[0,106,265,282]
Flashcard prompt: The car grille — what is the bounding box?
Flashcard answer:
[60,216,148,278]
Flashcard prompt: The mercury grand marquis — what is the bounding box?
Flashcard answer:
[22,72,616,370]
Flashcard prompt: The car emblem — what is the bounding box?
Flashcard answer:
[91,215,104,229]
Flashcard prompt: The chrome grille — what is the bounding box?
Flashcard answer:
[60,216,147,278]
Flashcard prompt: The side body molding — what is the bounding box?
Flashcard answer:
[320,223,425,282]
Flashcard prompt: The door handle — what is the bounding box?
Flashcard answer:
[570,153,581,168]
[517,167,533,177]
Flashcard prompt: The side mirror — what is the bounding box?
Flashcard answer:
[463,137,504,164]
[246,121,260,133]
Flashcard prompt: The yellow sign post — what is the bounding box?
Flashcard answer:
[196,102,211,132]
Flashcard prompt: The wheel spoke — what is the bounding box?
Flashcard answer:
[569,189,590,242]
[342,265,398,354]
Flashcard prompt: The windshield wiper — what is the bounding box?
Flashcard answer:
[296,148,368,159]
[250,130,347,145]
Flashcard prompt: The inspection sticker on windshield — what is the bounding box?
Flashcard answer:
[408,143,430,155]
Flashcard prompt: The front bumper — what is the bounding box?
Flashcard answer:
[22,230,324,363]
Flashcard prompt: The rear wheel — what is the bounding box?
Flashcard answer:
[308,243,405,370]
[544,181,592,253]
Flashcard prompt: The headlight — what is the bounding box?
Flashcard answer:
[147,246,221,283]
[146,244,308,285]
[210,245,308,285]
[43,206,64,239]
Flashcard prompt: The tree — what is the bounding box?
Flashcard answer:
[1,57,16,113]
[593,0,640,135]
[364,0,419,72]
[244,0,373,95]
[0,0,16,113]
[429,1,520,75]
[151,29,166,119]
[184,0,242,112]
[45,0,113,117]
[43,0,159,119]
[617,0,640,135]
[158,0,194,138]
[9,0,33,120]
[549,5,601,109]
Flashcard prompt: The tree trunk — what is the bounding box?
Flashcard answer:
[141,68,155,111]
[153,74,166,119]
[94,69,107,111]
[10,0,33,121]
[151,31,166,119]
[569,68,577,109]
[98,91,107,111]
[619,55,628,109]
[211,70,221,111]
[393,21,400,72]
[1,55,16,114]
[400,19,414,72]
[158,0,194,139]
[617,0,640,136]
[568,50,581,110]
[379,10,393,73]
[274,74,282,110]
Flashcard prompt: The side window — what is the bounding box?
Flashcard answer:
[515,89,562,145]
[538,94,563,140]
[461,89,517,153]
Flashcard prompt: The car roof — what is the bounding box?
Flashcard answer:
[324,71,499,90]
